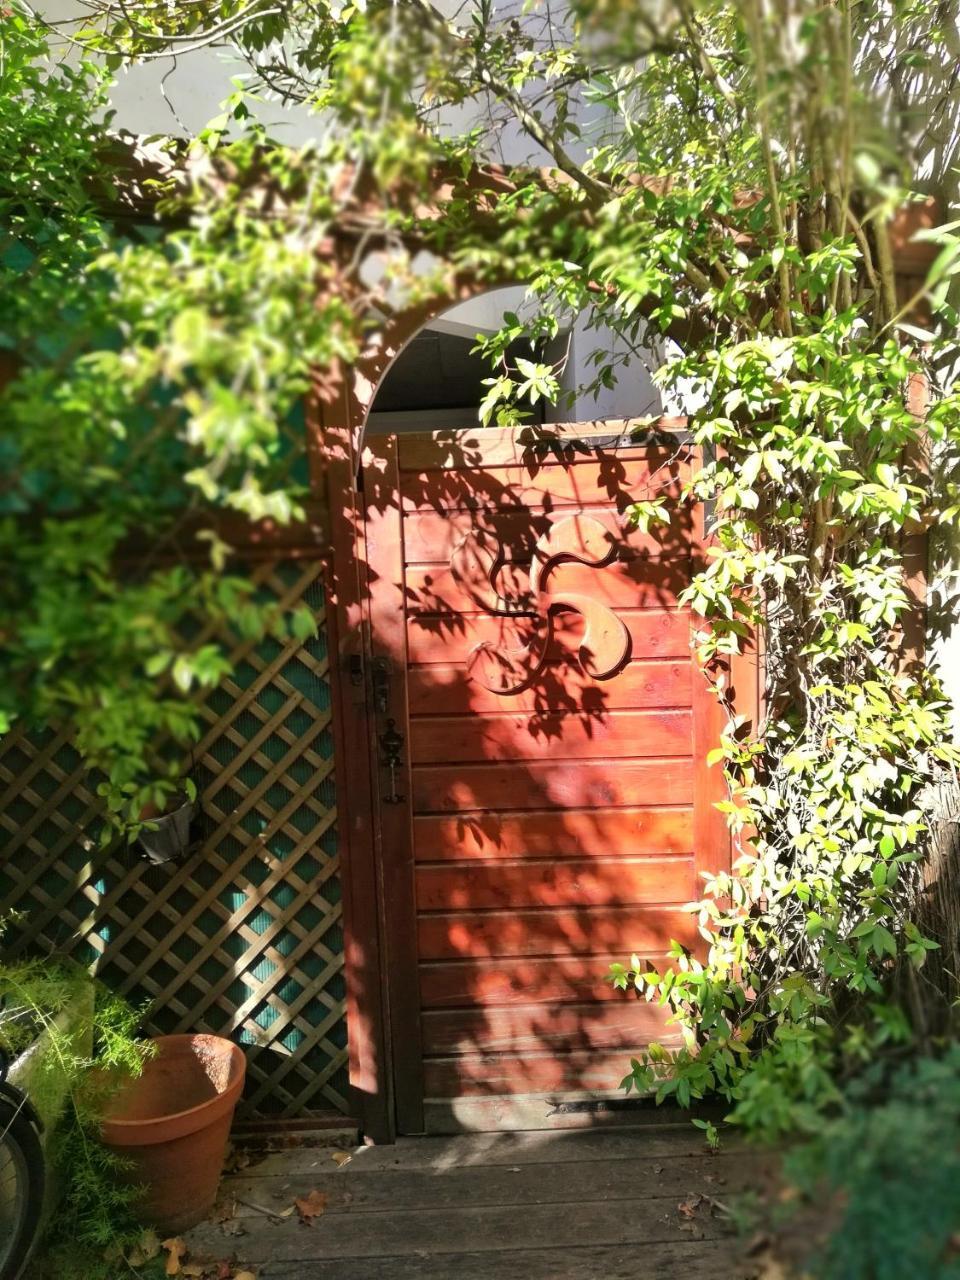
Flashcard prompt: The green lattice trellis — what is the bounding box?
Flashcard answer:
[0,560,348,1118]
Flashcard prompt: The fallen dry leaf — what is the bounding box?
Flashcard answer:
[162,1237,188,1276]
[234,1272,257,1280]
[295,1189,328,1225]
[678,1195,704,1220]
[331,1150,352,1167]
[210,1199,237,1224]
[127,1229,161,1267]
[222,1145,252,1174]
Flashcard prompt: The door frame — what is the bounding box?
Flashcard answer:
[360,430,426,1134]
[311,369,397,1144]
[307,292,499,1145]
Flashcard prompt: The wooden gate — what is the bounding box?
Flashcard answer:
[360,421,730,1133]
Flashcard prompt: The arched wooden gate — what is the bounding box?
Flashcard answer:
[326,408,747,1136]
[310,190,933,1139]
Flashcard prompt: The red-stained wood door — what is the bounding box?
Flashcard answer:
[361,421,730,1134]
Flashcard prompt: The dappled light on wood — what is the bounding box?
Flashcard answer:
[455,514,631,694]
[360,421,731,1127]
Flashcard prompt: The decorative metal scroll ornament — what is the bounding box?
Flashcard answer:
[450,515,631,695]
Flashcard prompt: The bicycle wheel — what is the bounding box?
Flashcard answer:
[0,1096,45,1280]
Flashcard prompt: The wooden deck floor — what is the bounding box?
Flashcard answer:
[185,1125,771,1279]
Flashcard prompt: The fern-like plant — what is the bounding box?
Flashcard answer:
[0,952,156,1276]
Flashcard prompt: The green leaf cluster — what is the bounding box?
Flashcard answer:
[1,10,351,828]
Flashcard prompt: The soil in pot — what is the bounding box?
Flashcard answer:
[100,1034,245,1233]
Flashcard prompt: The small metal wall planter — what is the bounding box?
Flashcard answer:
[137,796,197,866]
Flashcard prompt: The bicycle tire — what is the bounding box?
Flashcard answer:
[0,1096,45,1280]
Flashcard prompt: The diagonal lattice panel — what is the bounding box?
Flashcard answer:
[0,560,348,1118]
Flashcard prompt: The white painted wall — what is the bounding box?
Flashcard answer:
[38,1,651,417]
[432,289,532,340]
[38,0,602,159]
[552,312,663,421]
[434,291,665,421]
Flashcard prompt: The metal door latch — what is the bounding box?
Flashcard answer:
[379,717,405,805]
[372,656,391,714]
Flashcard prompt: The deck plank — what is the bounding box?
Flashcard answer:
[219,1151,761,1217]
[187,1127,764,1279]
[250,1240,754,1280]
[188,1194,730,1261]
[234,1125,735,1176]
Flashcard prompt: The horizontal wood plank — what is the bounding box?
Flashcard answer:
[195,1187,732,1259]
[223,1244,745,1280]
[408,658,692,715]
[417,905,698,960]
[398,456,687,513]
[403,557,689,615]
[418,956,649,1008]
[409,709,693,764]
[233,1126,740,1174]
[190,1199,727,1265]
[415,857,694,912]
[403,507,695,565]
[423,1050,680,1097]
[217,1149,761,1215]
[419,1096,723,1133]
[412,807,693,860]
[406,608,693,666]
[420,1002,673,1056]
[397,419,693,470]
[411,759,695,813]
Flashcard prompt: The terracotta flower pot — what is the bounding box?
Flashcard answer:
[100,1034,246,1233]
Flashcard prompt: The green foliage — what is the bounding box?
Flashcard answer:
[0,953,153,1270]
[0,8,354,828]
[0,8,111,344]
[590,1,960,1141]
[784,1046,960,1280]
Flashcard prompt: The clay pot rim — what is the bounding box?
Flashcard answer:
[102,1033,246,1146]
